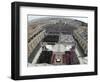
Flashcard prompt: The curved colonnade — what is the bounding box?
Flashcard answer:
[28,18,87,64]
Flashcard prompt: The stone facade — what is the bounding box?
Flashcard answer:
[28,26,45,57]
[73,26,87,55]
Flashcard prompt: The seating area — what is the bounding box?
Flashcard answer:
[37,51,52,64]
[36,50,80,65]
[64,51,80,64]
[50,51,80,65]
[42,35,59,43]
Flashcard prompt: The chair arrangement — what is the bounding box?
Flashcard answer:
[64,51,80,64]
[37,51,52,64]
[37,50,80,65]
[42,35,59,43]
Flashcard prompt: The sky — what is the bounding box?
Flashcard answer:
[28,15,88,23]
[28,15,48,22]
